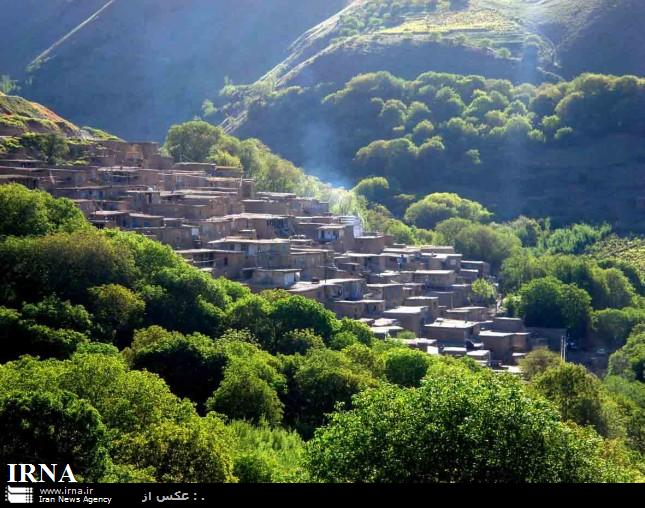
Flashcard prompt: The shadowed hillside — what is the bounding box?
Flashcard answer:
[0,0,349,140]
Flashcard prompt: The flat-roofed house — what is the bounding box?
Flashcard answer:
[329,299,386,320]
[420,245,456,255]
[286,281,326,303]
[289,248,332,280]
[492,317,525,333]
[246,268,302,289]
[404,296,440,320]
[467,349,492,367]
[477,330,515,364]
[424,318,481,343]
[353,234,387,254]
[461,260,491,277]
[208,237,291,269]
[316,224,355,252]
[210,250,247,279]
[413,270,457,289]
[345,252,387,274]
[177,248,218,269]
[322,278,366,302]
[383,306,432,337]
[366,283,405,309]
[445,306,489,322]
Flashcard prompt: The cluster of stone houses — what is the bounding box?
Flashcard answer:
[0,141,538,371]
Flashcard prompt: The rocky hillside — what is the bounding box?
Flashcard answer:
[0,0,348,140]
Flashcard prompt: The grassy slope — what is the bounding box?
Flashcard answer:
[0,92,83,137]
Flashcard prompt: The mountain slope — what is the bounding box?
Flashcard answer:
[222,70,645,233]
[1,0,348,140]
[0,91,85,138]
[0,0,108,77]
[220,0,645,115]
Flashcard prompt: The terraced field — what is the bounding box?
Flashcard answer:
[378,7,548,59]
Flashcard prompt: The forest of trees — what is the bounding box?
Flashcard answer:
[0,184,643,482]
[241,71,645,183]
[227,71,645,230]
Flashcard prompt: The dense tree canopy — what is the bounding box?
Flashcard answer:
[0,186,642,483]
[531,363,611,436]
[404,193,492,229]
[0,391,109,482]
[305,362,636,482]
[0,183,88,237]
[608,326,645,382]
[235,70,645,230]
[517,277,592,339]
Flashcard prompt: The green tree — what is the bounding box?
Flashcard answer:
[283,349,376,437]
[608,327,645,382]
[142,267,231,336]
[53,350,195,435]
[274,329,324,356]
[17,323,88,360]
[229,421,305,483]
[470,278,497,305]
[518,348,563,381]
[305,363,632,482]
[129,327,227,408]
[208,148,242,167]
[518,277,592,339]
[453,223,521,272]
[411,120,436,144]
[352,177,391,206]
[163,120,222,163]
[328,331,358,351]
[384,348,432,387]
[0,230,136,306]
[115,415,235,483]
[0,391,109,482]
[206,365,284,426]
[21,295,92,334]
[0,184,88,237]
[225,294,274,351]
[592,307,645,349]
[543,223,611,255]
[404,193,492,229]
[532,363,610,436]
[270,296,339,343]
[432,87,466,123]
[88,284,145,347]
[337,318,375,347]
